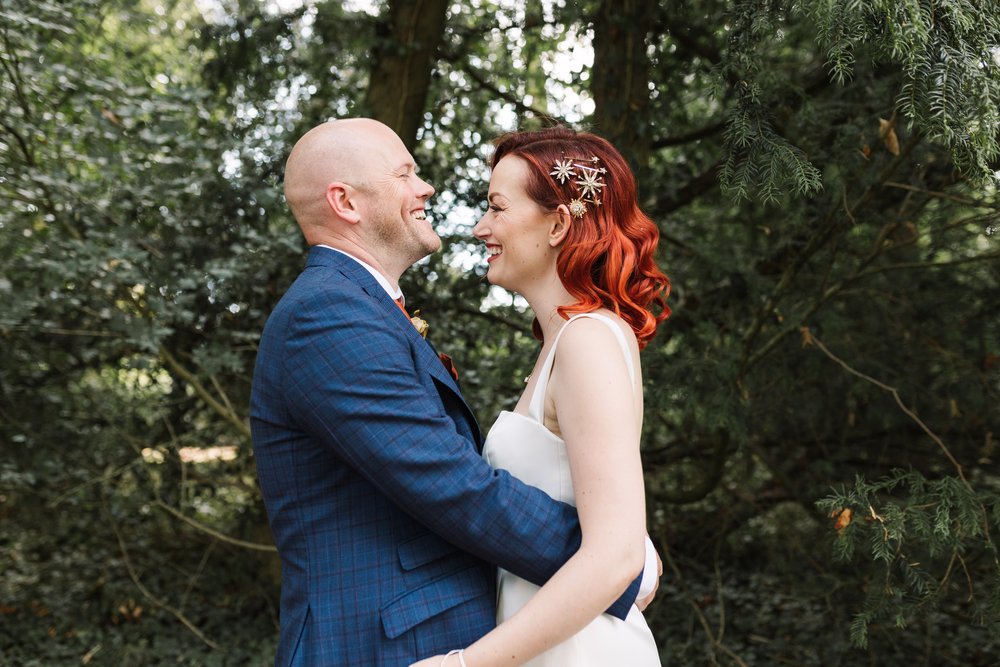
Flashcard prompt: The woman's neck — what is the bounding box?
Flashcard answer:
[523,278,578,343]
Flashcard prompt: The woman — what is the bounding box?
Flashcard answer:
[412,127,670,667]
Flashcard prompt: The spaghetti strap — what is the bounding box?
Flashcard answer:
[527,313,637,423]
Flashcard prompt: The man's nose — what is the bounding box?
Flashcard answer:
[417,176,434,199]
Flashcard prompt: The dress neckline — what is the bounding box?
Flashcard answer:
[525,313,636,424]
[493,409,565,443]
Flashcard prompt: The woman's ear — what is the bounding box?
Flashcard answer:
[549,205,572,247]
[325,182,362,224]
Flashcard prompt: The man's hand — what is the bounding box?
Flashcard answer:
[635,546,662,611]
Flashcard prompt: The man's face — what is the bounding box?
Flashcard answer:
[358,131,440,267]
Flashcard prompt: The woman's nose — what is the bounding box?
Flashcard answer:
[472,214,488,238]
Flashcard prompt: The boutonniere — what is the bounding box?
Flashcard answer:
[408,308,459,382]
[410,310,429,338]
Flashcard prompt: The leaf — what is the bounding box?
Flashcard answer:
[831,507,853,532]
[879,117,900,156]
[99,108,124,126]
[799,326,815,348]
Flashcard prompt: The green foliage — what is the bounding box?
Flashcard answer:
[719,1,825,202]
[803,0,1000,178]
[2,0,999,664]
[818,470,1000,648]
[719,79,824,202]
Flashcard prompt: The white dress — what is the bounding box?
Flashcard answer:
[482,313,662,666]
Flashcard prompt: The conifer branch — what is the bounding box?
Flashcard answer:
[741,245,1000,375]
[739,136,924,374]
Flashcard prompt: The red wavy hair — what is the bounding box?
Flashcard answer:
[490,127,670,349]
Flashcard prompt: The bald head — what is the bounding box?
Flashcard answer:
[280,118,439,282]
[283,119,404,234]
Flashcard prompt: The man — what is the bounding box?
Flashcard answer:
[250,119,655,666]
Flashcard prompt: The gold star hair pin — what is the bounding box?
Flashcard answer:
[549,155,606,218]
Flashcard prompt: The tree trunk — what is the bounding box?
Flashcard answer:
[591,0,656,169]
[364,0,449,151]
[519,0,550,128]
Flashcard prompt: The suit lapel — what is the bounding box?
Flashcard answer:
[397,308,484,450]
[307,246,484,449]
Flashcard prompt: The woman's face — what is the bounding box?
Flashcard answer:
[472,155,559,294]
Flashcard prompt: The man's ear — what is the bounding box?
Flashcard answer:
[549,205,572,247]
[325,182,362,224]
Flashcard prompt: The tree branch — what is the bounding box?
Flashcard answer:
[739,135,924,374]
[800,329,967,483]
[852,250,1000,280]
[741,248,1000,374]
[103,478,221,650]
[0,26,34,117]
[802,338,998,565]
[0,118,36,168]
[663,21,723,65]
[452,303,529,332]
[661,546,749,667]
[458,60,564,125]
[179,541,217,611]
[159,344,251,438]
[4,325,122,337]
[155,500,277,552]
[646,422,731,504]
[650,159,722,217]
[651,120,726,149]
[882,181,999,209]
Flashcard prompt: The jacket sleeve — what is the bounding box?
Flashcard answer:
[281,287,639,618]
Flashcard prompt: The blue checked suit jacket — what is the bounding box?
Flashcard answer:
[251,246,639,666]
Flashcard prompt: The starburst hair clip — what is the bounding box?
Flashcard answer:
[549,155,607,218]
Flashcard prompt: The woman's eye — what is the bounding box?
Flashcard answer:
[488,204,502,213]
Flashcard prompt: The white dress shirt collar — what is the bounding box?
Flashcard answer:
[316,244,403,302]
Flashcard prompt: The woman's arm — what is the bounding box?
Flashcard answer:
[411,317,648,667]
